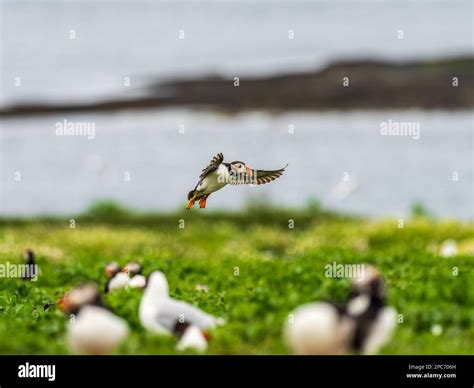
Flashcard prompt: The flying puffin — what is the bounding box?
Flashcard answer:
[284,266,397,355]
[186,152,288,209]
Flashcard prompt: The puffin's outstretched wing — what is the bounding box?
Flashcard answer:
[230,164,288,185]
[199,152,224,179]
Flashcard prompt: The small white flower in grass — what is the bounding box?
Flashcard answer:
[195,284,209,292]
[440,239,457,258]
[431,324,443,336]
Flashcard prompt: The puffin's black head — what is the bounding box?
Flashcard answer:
[350,265,385,301]
[229,161,253,177]
[123,262,142,276]
[58,283,103,315]
[104,262,121,279]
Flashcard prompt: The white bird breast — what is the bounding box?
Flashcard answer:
[285,302,350,355]
[362,307,397,355]
[346,295,371,317]
[68,306,129,355]
[128,274,146,289]
[108,272,130,291]
[197,165,229,194]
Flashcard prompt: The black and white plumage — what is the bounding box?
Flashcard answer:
[105,261,146,292]
[128,273,147,289]
[124,262,147,289]
[123,262,142,276]
[106,272,130,292]
[284,266,397,355]
[173,321,209,352]
[139,271,222,335]
[58,282,103,315]
[58,283,129,355]
[186,152,288,209]
[104,261,121,279]
[345,266,397,354]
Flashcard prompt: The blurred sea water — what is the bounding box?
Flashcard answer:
[0,1,472,217]
[1,109,472,218]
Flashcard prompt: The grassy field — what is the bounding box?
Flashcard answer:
[0,203,473,355]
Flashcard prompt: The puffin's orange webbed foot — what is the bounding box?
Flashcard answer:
[199,195,209,209]
[186,198,196,209]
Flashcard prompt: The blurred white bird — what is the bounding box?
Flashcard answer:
[139,271,222,335]
[105,261,146,292]
[128,274,147,289]
[285,302,353,355]
[67,305,129,355]
[104,262,121,279]
[107,272,131,291]
[58,283,129,355]
[285,265,397,355]
[123,262,147,289]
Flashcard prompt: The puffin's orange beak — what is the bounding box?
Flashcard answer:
[57,296,66,312]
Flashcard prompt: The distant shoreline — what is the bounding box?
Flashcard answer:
[1,56,472,117]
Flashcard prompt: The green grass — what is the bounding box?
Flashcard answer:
[0,207,473,355]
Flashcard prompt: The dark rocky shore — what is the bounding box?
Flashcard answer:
[2,56,472,117]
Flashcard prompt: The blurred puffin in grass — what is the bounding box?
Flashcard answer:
[58,283,129,355]
[104,261,146,292]
[285,265,397,355]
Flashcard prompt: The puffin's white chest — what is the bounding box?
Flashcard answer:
[67,306,129,354]
[197,164,229,194]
